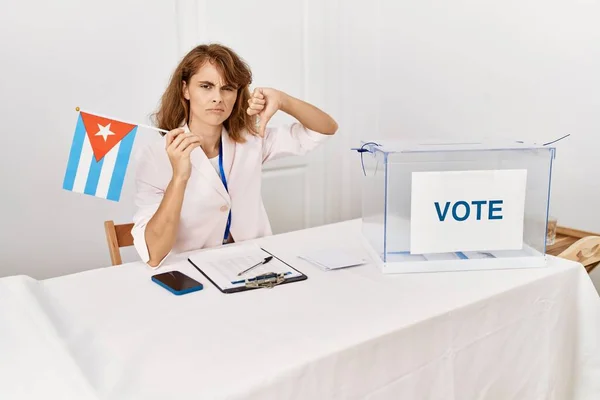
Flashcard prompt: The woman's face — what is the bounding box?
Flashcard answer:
[183,61,238,127]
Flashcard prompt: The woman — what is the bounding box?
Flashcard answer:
[131,44,338,267]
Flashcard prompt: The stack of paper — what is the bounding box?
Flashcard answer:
[299,249,367,271]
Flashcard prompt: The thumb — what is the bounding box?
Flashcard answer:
[259,117,266,138]
[259,109,275,138]
[259,115,270,138]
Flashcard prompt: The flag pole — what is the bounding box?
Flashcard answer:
[75,107,170,134]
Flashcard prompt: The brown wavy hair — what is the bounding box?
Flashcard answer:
[152,43,258,142]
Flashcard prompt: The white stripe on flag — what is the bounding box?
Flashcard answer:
[72,135,94,194]
[95,141,120,199]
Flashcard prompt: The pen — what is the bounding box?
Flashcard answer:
[237,256,273,276]
[231,271,291,285]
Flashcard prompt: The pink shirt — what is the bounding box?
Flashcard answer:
[131,123,330,267]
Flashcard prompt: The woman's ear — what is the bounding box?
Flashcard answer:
[182,81,190,100]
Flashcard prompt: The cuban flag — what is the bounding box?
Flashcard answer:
[63,111,138,201]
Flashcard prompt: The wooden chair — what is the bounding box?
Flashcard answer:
[547,226,600,274]
[557,236,600,274]
[104,220,135,266]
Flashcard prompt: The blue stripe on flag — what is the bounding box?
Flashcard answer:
[84,152,104,196]
[107,127,137,201]
[63,114,86,191]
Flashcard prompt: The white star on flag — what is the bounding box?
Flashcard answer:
[95,123,116,141]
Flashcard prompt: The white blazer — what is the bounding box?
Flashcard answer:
[131,123,330,267]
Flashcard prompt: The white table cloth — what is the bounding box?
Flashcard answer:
[1,220,599,399]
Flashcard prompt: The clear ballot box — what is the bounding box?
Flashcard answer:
[356,140,556,273]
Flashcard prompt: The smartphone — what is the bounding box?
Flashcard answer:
[151,271,203,295]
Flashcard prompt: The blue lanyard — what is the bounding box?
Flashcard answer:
[218,139,231,243]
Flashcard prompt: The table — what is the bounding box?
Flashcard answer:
[2,220,600,399]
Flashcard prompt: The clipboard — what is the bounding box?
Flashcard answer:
[187,246,307,294]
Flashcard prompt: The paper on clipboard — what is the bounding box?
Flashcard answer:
[188,244,302,291]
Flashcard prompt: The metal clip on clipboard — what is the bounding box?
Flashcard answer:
[244,272,286,289]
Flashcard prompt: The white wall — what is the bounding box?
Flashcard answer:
[330,0,600,235]
[0,0,180,278]
[0,0,335,279]
[2,0,600,280]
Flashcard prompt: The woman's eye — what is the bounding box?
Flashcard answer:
[200,84,211,89]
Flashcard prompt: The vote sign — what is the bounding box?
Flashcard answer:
[410,169,527,254]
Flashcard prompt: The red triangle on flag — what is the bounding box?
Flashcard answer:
[80,112,137,161]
